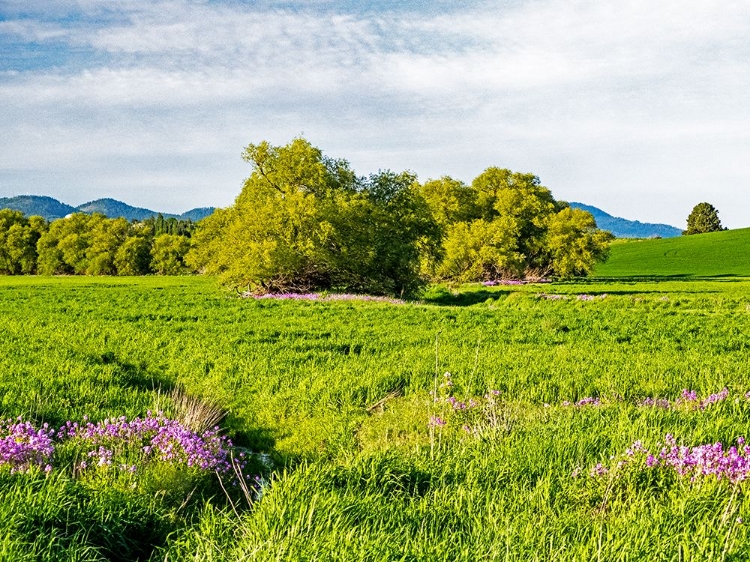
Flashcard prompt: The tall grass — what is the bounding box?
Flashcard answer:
[2,276,750,559]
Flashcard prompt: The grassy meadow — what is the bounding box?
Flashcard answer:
[3,275,750,559]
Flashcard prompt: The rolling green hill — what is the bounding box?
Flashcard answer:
[594,227,750,277]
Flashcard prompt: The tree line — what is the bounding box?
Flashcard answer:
[0,138,613,295]
[188,138,612,295]
[0,210,194,276]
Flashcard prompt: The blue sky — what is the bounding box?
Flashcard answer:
[1,0,749,228]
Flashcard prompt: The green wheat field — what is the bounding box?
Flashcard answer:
[2,265,750,560]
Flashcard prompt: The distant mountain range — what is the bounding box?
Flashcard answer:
[0,194,681,238]
[0,195,215,222]
[569,202,682,238]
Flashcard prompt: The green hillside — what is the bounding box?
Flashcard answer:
[594,227,750,277]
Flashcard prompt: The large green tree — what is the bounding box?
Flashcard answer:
[0,210,47,274]
[193,138,358,292]
[684,202,723,235]
[543,207,614,277]
[187,138,438,295]
[151,234,190,275]
[115,233,153,275]
[37,213,97,275]
[423,168,611,281]
[87,217,131,275]
[339,171,440,295]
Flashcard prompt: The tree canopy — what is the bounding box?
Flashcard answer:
[33,213,191,276]
[187,138,612,295]
[430,169,612,282]
[186,139,439,296]
[684,202,723,235]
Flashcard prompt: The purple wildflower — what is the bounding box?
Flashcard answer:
[638,397,671,409]
[678,389,698,404]
[590,463,608,477]
[561,397,601,407]
[538,293,568,301]
[428,416,447,428]
[59,413,242,475]
[245,292,405,304]
[699,387,729,409]
[587,435,750,485]
[0,418,55,474]
[482,279,525,286]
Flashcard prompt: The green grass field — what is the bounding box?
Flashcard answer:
[594,227,750,278]
[3,276,750,560]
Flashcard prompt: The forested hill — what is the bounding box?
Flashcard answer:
[0,195,214,222]
[0,195,76,219]
[569,202,682,238]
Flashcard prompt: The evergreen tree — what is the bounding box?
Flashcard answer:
[685,202,723,235]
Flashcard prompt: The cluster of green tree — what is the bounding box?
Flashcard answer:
[187,138,613,295]
[143,214,197,237]
[0,209,191,276]
[0,210,47,274]
[186,140,438,295]
[418,170,613,283]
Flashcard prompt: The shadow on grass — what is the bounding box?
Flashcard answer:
[422,289,512,307]
[95,351,177,394]
[421,275,748,305]
[226,420,277,453]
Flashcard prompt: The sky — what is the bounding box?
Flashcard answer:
[1,0,749,228]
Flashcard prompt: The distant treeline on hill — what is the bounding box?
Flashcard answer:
[1,138,617,293]
[568,203,682,239]
[0,210,197,276]
[0,195,215,222]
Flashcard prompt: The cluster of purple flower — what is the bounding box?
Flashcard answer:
[1,413,244,478]
[327,294,405,304]
[561,397,602,407]
[482,278,551,286]
[246,292,405,304]
[561,388,734,410]
[537,293,568,301]
[482,280,525,286]
[58,413,240,475]
[428,416,447,428]
[536,293,607,301]
[0,418,54,474]
[638,397,671,409]
[251,292,321,300]
[584,434,750,484]
[638,388,730,410]
[445,396,481,411]
[428,371,502,430]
